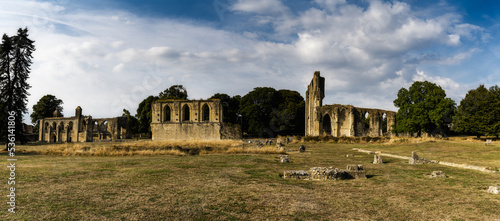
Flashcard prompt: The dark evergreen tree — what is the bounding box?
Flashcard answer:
[0,28,35,143]
[0,34,13,142]
[30,94,63,133]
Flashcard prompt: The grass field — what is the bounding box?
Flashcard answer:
[2,139,500,220]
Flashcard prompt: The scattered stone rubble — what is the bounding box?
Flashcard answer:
[279,155,290,163]
[429,171,446,178]
[488,186,500,194]
[283,165,366,180]
[408,152,438,164]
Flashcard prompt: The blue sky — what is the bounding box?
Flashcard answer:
[1,0,499,122]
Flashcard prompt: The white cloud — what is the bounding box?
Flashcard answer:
[232,0,288,15]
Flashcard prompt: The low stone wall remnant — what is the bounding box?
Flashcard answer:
[353,148,498,173]
[283,165,366,180]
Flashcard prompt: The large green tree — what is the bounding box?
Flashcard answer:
[452,85,500,138]
[271,90,305,135]
[239,87,305,137]
[159,85,188,100]
[30,94,63,133]
[0,28,35,143]
[122,109,140,135]
[136,95,159,134]
[209,93,241,124]
[393,81,456,137]
[135,85,189,134]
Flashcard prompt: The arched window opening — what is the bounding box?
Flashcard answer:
[364,112,370,129]
[182,105,190,122]
[102,121,108,131]
[323,114,332,135]
[164,106,171,122]
[382,113,388,133]
[68,122,73,131]
[202,104,210,122]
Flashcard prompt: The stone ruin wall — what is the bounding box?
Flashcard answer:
[305,71,396,137]
[151,99,242,141]
[39,106,130,142]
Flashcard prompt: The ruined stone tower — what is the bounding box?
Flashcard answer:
[305,71,325,136]
[305,71,396,137]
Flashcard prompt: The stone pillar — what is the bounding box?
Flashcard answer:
[373,151,383,164]
[39,119,44,142]
[349,106,355,137]
[387,112,396,136]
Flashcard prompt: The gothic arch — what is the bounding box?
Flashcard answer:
[164,105,171,122]
[202,104,210,122]
[322,114,332,135]
[182,104,190,122]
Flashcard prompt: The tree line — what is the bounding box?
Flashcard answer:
[394,81,500,138]
[27,81,500,140]
[125,85,305,137]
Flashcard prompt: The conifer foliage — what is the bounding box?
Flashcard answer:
[0,28,35,143]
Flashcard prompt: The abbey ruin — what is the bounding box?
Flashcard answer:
[151,99,241,141]
[39,106,130,142]
[305,71,396,137]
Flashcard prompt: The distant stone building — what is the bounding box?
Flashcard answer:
[305,71,396,137]
[151,99,241,141]
[39,106,130,142]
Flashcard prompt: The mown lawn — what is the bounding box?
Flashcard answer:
[1,140,500,220]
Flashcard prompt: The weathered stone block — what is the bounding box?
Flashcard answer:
[488,186,500,194]
[346,164,367,179]
[373,153,383,164]
[279,155,290,163]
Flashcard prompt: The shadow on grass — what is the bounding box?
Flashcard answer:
[366,174,380,179]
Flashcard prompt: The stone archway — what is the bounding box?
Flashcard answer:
[322,114,332,135]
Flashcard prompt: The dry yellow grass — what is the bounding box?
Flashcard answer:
[22,140,285,156]
[5,140,500,220]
